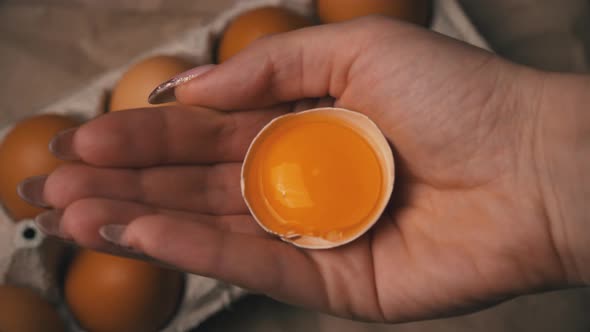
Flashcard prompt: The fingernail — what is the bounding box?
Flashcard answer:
[148,64,216,104]
[35,210,70,239]
[49,127,80,160]
[17,175,49,208]
[99,224,129,247]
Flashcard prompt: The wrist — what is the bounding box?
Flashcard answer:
[533,71,590,286]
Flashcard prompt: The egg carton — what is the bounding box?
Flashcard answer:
[0,0,489,331]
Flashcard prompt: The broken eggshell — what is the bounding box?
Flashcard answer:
[241,107,395,249]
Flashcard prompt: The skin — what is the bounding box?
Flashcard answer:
[35,18,589,322]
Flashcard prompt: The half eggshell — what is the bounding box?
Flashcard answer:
[241,107,395,249]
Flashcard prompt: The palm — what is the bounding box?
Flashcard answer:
[41,18,563,323]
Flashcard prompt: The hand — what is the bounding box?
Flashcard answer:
[24,17,588,322]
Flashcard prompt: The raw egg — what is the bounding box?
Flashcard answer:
[217,7,312,63]
[0,285,66,332]
[0,114,79,221]
[65,250,184,332]
[317,0,431,26]
[109,55,194,111]
[242,108,394,249]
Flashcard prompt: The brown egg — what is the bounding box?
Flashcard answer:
[0,285,66,332]
[217,7,312,63]
[317,0,431,26]
[109,55,194,112]
[65,250,184,332]
[0,114,79,221]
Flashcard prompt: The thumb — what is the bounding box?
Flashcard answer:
[158,18,399,110]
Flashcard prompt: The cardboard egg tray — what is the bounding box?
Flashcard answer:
[0,0,490,331]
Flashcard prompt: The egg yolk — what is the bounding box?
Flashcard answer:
[243,112,384,241]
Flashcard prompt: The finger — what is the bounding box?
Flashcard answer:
[51,106,287,167]
[174,17,405,110]
[120,215,328,311]
[38,198,261,249]
[43,162,246,215]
